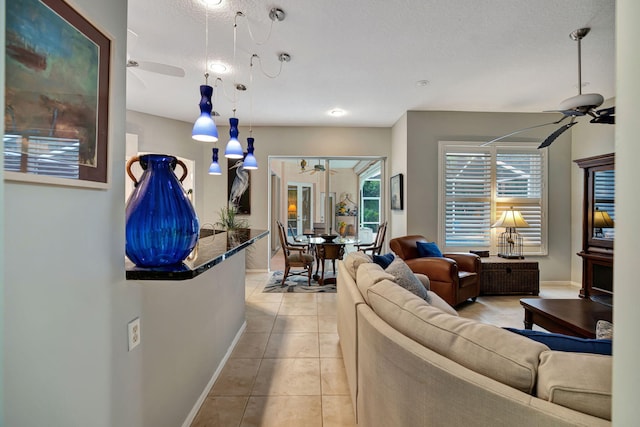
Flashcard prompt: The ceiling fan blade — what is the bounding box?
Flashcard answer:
[482,115,569,146]
[590,106,615,124]
[134,61,185,77]
[537,121,577,149]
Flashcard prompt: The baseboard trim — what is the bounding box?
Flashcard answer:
[181,320,247,427]
[540,280,581,288]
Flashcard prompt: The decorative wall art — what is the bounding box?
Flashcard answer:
[228,157,251,214]
[4,0,111,188]
[391,173,404,210]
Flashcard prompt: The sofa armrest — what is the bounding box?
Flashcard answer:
[443,252,480,272]
[404,257,457,283]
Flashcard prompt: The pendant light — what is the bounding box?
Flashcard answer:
[242,54,258,170]
[225,115,244,159]
[192,4,218,142]
[208,147,221,175]
[225,13,244,159]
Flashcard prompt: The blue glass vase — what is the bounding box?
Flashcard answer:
[125,154,199,267]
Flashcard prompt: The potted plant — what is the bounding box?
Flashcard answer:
[216,206,249,231]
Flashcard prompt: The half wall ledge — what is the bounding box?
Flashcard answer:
[125,229,268,281]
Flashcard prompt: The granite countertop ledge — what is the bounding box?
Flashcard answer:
[126,229,268,281]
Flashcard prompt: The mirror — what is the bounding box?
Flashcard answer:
[591,169,615,240]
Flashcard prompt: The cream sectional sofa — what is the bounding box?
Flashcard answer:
[336,253,612,426]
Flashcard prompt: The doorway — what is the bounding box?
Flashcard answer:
[287,182,313,236]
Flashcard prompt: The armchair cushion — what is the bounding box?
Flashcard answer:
[416,241,443,258]
[372,252,395,269]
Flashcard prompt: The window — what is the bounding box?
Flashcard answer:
[438,142,547,255]
[359,163,382,233]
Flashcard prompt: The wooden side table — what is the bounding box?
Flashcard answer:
[520,298,612,338]
[480,256,539,295]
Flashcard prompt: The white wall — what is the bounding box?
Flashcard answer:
[3,0,133,425]
[0,0,5,418]
[403,110,573,282]
[390,113,408,237]
[613,0,640,422]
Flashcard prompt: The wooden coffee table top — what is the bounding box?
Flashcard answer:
[520,298,612,338]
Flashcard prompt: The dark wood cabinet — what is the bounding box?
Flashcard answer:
[574,153,614,301]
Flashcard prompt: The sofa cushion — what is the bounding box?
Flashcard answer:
[426,290,458,316]
[416,241,443,257]
[356,263,395,305]
[505,328,612,355]
[385,257,431,303]
[372,252,395,269]
[367,280,548,394]
[344,251,372,280]
[537,351,612,420]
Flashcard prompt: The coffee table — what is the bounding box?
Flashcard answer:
[520,298,613,339]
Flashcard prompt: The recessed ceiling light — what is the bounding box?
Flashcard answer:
[202,0,222,6]
[329,109,346,117]
[209,62,228,74]
[416,79,430,87]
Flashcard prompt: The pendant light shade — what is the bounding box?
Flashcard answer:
[225,117,244,159]
[243,137,258,170]
[208,147,222,175]
[192,85,219,142]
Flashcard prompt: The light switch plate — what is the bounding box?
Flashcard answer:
[128,317,141,351]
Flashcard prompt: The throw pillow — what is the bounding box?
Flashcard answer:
[343,251,372,280]
[416,241,443,258]
[372,253,395,269]
[385,257,431,303]
[504,328,612,356]
[596,320,613,340]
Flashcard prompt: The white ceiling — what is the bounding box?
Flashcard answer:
[126,0,615,128]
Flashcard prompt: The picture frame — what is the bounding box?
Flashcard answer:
[228,157,251,214]
[390,173,404,210]
[4,0,111,189]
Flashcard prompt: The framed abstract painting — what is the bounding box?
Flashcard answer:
[4,0,111,188]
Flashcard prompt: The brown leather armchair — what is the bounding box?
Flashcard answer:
[389,235,481,307]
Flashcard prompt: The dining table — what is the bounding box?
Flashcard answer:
[305,236,359,285]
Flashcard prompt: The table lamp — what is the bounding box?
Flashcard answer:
[593,207,614,237]
[492,207,530,259]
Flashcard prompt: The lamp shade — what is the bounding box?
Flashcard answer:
[224,118,244,159]
[288,203,297,213]
[208,147,221,175]
[492,208,530,228]
[243,137,258,170]
[593,208,614,228]
[192,85,219,142]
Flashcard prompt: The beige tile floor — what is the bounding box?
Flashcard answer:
[191,263,581,427]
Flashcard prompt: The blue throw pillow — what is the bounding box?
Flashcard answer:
[504,328,612,356]
[416,241,443,258]
[372,253,395,269]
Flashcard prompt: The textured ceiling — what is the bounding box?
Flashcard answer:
[126,0,615,127]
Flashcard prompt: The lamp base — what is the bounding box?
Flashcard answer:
[497,253,524,259]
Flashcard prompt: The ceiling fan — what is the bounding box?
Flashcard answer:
[485,27,614,149]
[299,159,337,175]
[126,29,185,78]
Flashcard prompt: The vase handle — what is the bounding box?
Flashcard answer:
[126,155,141,186]
[174,159,188,183]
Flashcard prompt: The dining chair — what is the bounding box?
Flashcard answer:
[276,220,314,285]
[355,221,387,256]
